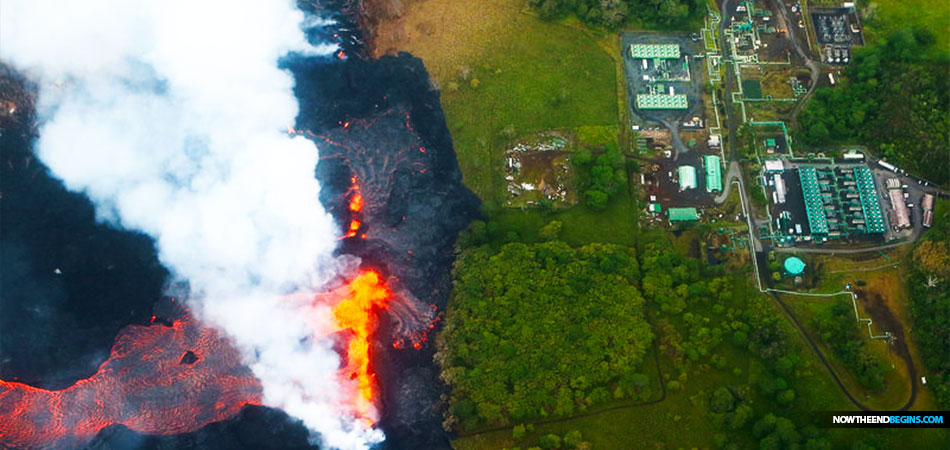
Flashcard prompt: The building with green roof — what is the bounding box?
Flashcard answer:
[630,43,680,59]
[636,94,688,110]
[852,166,885,234]
[798,167,829,234]
[678,165,697,191]
[704,155,722,192]
[669,207,699,222]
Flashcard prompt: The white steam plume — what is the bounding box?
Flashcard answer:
[1,1,383,448]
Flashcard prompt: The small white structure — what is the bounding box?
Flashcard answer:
[773,174,787,204]
[764,159,784,173]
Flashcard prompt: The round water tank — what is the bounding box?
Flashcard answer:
[784,256,806,275]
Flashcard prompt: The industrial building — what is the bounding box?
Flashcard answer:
[764,159,784,173]
[767,162,886,242]
[704,155,722,193]
[798,167,829,234]
[669,207,699,222]
[922,194,934,228]
[772,173,786,204]
[853,167,886,234]
[636,93,689,109]
[887,179,911,229]
[678,165,697,191]
[630,43,681,59]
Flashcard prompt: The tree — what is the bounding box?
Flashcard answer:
[709,387,736,413]
[777,388,796,405]
[441,242,652,428]
[563,430,583,448]
[573,148,593,165]
[914,239,948,277]
[539,221,563,241]
[584,189,609,210]
[513,424,526,439]
[808,123,829,142]
[539,434,562,449]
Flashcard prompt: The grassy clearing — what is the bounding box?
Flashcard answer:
[372,0,619,201]
[788,250,945,412]
[488,187,640,247]
[784,296,911,410]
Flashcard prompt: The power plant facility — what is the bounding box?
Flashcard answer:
[762,159,891,244]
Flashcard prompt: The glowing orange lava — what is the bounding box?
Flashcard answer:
[331,271,390,424]
[342,175,364,239]
[0,275,396,448]
[0,317,262,450]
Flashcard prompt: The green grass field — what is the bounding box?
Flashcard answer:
[440,21,618,202]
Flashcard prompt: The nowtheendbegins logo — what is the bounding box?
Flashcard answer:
[817,412,949,428]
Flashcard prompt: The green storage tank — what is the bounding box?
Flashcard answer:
[784,257,805,275]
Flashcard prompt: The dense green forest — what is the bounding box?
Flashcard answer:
[908,201,950,408]
[573,143,627,210]
[528,0,703,29]
[811,300,887,391]
[798,28,950,185]
[438,241,653,429]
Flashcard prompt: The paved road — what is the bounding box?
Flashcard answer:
[713,161,741,203]
[772,0,820,127]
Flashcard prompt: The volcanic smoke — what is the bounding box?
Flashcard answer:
[0,0,387,448]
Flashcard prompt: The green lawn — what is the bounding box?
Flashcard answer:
[440,17,618,202]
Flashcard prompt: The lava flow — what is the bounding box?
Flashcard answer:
[0,273,394,449]
[342,175,364,239]
[0,316,262,449]
[331,271,390,424]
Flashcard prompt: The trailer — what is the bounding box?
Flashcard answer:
[878,160,897,172]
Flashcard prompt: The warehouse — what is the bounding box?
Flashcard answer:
[678,165,697,191]
[922,193,934,228]
[888,189,911,229]
[704,155,722,193]
[668,207,699,222]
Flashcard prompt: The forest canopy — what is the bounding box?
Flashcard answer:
[798,27,950,185]
[438,241,653,429]
[909,202,950,408]
[529,0,703,29]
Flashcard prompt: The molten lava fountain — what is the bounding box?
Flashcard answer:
[331,271,389,425]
